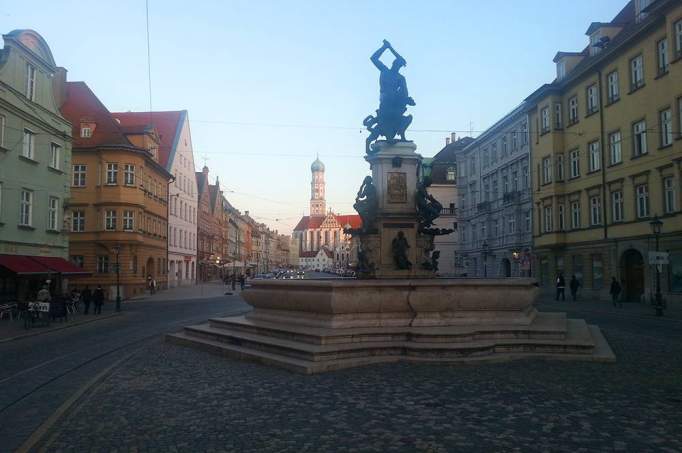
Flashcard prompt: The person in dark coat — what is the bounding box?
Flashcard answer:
[555,273,566,301]
[93,285,105,315]
[81,285,92,314]
[610,277,622,307]
[570,275,580,301]
[239,274,245,291]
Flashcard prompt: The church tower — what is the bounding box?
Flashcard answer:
[310,156,326,217]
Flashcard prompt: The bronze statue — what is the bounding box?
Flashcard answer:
[364,40,415,154]
[353,176,378,232]
[415,176,443,230]
[422,250,441,272]
[391,231,412,270]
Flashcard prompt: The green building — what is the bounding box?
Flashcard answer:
[0,30,74,300]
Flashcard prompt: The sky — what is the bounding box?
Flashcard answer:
[2,0,628,233]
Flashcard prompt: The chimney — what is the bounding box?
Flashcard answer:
[53,67,68,109]
[450,132,457,143]
[202,165,209,175]
[445,137,451,146]
[245,210,249,217]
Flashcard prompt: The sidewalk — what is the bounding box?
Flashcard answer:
[127,281,239,302]
[0,304,121,343]
[537,295,682,320]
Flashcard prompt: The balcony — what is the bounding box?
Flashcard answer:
[440,207,456,216]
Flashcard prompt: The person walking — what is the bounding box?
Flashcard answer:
[231,274,237,291]
[37,284,52,303]
[555,273,566,301]
[93,285,105,315]
[610,277,622,307]
[239,274,245,291]
[81,285,92,314]
[570,275,580,301]
[152,278,157,295]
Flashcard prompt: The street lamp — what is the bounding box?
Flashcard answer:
[649,216,664,316]
[482,240,489,278]
[112,245,121,312]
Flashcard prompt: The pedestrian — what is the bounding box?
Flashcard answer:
[610,277,622,307]
[81,285,92,314]
[239,274,245,291]
[555,273,566,301]
[152,278,157,294]
[570,275,580,301]
[231,274,236,291]
[37,284,52,303]
[93,285,105,315]
[147,275,153,294]
[70,287,81,313]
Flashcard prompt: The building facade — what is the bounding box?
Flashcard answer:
[427,134,472,276]
[112,111,198,288]
[61,82,172,298]
[527,0,682,301]
[0,30,80,301]
[456,106,533,278]
[196,166,220,281]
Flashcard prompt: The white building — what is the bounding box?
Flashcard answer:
[298,247,334,271]
[114,111,198,286]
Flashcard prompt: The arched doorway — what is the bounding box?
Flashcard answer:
[146,257,155,279]
[622,249,644,302]
[501,258,512,278]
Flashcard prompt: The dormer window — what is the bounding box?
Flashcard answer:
[557,61,566,80]
[635,0,652,23]
[589,33,602,56]
[26,63,36,101]
[80,126,92,138]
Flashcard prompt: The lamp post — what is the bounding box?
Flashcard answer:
[649,216,664,316]
[482,240,489,278]
[112,245,121,312]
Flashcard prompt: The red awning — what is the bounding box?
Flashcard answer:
[29,256,90,275]
[0,254,51,274]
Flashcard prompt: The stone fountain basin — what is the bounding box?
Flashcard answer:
[241,278,540,328]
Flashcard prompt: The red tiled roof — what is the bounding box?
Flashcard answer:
[294,214,361,231]
[111,111,184,170]
[60,82,132,148]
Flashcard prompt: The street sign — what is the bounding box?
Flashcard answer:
[648,252,669,265]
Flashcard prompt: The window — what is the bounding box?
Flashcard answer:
[586,85,599,114]
[542,157,552,184]
[491,144,497,163]
[592,255,604,290]
[522,166,529,188]
[70,255,84,268]
[508,215,516,234]
[590,196,601,226]
[503,174,509,194]
[124,164,135,185]
[106,163,118,185]
[568,96,578,124]
[22,129,35,159]
[636,184,649,218]
[543,206,553,233]
[554,103,562,129]
[676,20,682,56]
[511,171,518,191]
[72,210,85,232]
[123,210,134,231]
[50,143,61,170]
[607,71,619,103]
[48,197,59,230]
[630,55,644,90]
[660,109,673,147]
[26,63,36,101]
[588,141,601,172]
[19,189,33,226]
[633,120,647,156]
[0,115,5,148]
[446,167,456,181]
[521,122,528,145]
[657,38,669,75]
[525,210,531,232]
[558,204,565,230]
[608,131,622,165]
[569,150,580,178]
[612,191,624,222]
[557,60,566,80]
[664,177,676,214]
[72,164,86,187]
[511,132,518,152]
[556,155,564,181]
[571,201,581,229]
[541,107,550,133]
[501,136,507,156]
[105,210,117,230]
[97,256,109,273]
[80,125,92,138]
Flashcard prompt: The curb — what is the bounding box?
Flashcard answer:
[16,344,143,453]
[0,312,122,344]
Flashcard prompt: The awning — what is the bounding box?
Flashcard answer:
[30,256,90,275]
[0,254,51,275]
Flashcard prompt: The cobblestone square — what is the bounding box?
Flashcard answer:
[39,303,682,452]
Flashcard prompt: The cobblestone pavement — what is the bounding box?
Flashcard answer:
[40,306,682,453]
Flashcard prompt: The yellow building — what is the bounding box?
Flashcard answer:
[526,0,682,302]
[60,81,172,299]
